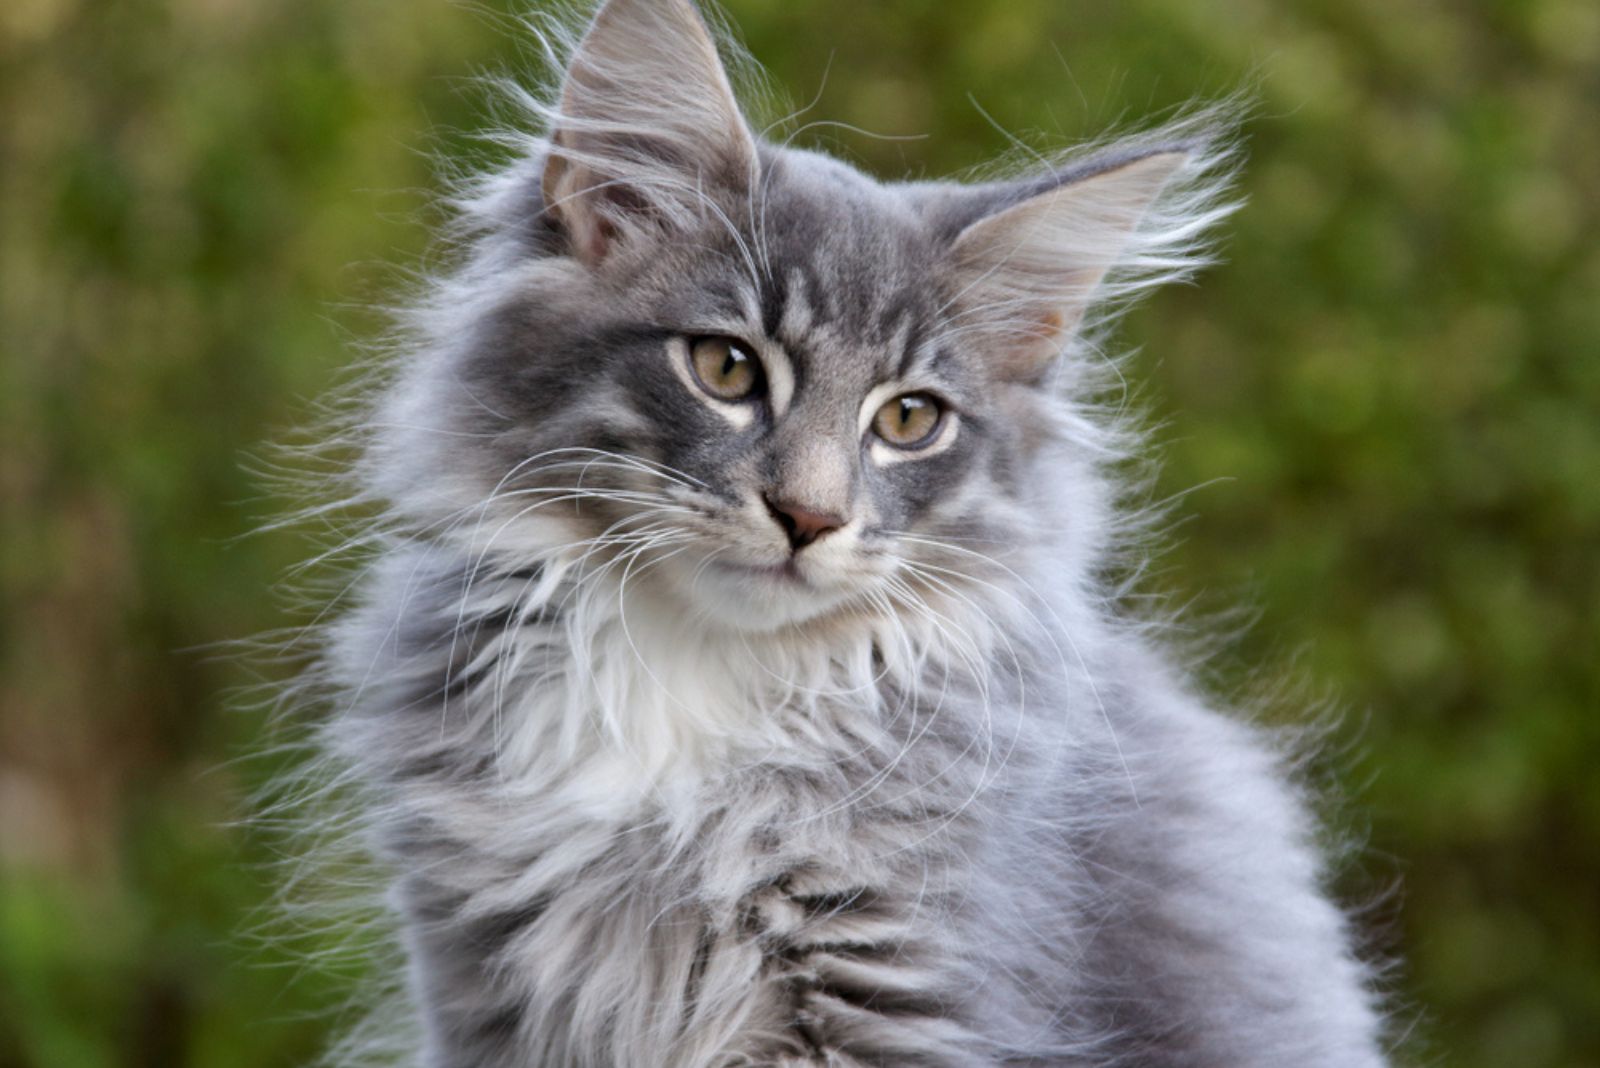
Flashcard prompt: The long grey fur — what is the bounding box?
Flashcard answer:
[292,0,1392,1064]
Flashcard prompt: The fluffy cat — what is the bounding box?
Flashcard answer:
[298,0,1390,1063]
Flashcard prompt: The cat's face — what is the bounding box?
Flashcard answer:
[463,150,1040,630]
[387,0,1195,631]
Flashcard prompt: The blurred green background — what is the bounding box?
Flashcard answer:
[2,0,1596,1064]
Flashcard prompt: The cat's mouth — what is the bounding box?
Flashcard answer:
[715,557,808,585]
[667,541,873,630]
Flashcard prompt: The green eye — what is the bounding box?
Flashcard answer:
[689,336,763,401]
[872,393,944,449]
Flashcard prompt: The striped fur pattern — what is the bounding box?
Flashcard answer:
[302,0,1390,1063]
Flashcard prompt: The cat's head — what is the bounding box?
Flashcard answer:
[373,0,1231,632]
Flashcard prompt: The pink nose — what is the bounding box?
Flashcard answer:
[764,495,845,551]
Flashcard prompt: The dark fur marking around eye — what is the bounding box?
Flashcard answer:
[889,305,930,380]
[798,259,834,327]
[758,271,787,341]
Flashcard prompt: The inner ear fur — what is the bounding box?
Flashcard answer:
[946,150,1190,381]
[542,0,760,266]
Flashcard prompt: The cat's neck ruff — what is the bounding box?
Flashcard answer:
[428,535,1034,821]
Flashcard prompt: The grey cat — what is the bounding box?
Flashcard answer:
[305,0,1390,1063]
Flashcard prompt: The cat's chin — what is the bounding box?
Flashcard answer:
[667,555,865,633]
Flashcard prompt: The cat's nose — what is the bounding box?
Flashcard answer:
[764,494,845,552]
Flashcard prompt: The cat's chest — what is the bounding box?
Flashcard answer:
[447,615,935,814]
[368,572,1003,901]
[373,590,1008,1060]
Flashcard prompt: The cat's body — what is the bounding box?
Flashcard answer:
[306,1,1388,1064]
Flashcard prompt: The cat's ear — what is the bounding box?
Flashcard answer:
[541,0,758,266]
[945,151,1190,382]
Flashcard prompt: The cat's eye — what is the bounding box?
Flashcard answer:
[871,393,944,449]
[689,336,764,402]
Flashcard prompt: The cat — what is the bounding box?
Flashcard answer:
[298,0,1391,1063]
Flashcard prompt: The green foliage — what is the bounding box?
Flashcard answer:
[1,0,1595,1064]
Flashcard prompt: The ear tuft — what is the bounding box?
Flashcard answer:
[541,0,759,266]
[944,132,1237,381]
